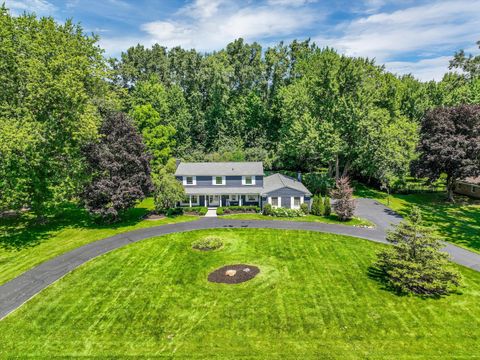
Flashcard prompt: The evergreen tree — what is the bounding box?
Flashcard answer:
[375,207,461,296]
[324,196,332,216]
[331,177,356,221]
[310,195,324,216]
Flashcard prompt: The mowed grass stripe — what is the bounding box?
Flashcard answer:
[0,229,479,358]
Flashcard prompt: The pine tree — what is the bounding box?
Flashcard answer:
[375,206,461,296]
[331,177,356,221]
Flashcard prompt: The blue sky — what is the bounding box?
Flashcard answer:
[5,0,480,81]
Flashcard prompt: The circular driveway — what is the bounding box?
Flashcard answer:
[0,199,479,320]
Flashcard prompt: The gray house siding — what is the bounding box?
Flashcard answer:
[176,175,263,188]
[264,187,310,209]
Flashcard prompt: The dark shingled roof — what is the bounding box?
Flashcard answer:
[175,162,264,176]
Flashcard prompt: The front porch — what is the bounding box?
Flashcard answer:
[181,194,261,208]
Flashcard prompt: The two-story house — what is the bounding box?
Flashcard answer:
[174,161,312,209]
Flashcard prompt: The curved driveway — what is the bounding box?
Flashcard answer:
[1,199,479,320]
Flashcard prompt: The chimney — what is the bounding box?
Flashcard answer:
[297,171,302,182]
[175,159,181,168]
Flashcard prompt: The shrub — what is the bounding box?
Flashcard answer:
[218,206,260,215]
[263,203,272,216]
[300,202,309,214]
[192,236,223,251]
[271,207,304,217]
[164,206,208,216]
[375,207,461,296]
[187,206,208,216]
[310,195,324,216]
[166,207,184,217]
[324,196,331,216]
[331,177,356,221]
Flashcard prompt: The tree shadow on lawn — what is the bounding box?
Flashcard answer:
[366,265,462,299]
[0,202,152,251]
[394,194,480,252]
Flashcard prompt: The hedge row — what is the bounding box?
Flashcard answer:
[165,206,208,216]
[217,206,261,216]
[263,204,305,217]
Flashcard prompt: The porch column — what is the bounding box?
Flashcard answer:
[239,195,242,206]
[220,195,222,207]
[189,195,192,208]
[205,194,208,207]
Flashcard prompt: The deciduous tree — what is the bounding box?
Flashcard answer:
[414,105,480,201]
[81,112,152,222]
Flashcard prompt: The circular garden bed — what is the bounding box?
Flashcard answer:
[208,264,260,284]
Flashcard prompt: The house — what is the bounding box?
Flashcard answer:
[174,161,312,209]
[455,177,480,199]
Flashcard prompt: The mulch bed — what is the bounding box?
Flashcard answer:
[144,214,166,221]
[208,264,260,284]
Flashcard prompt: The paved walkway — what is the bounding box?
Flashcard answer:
[205,208,217,217]
[1,199,479,320]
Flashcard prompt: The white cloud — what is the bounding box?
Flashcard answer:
[267,0,316,7]
[385,56,452,81]
[313,0,480,79]
[138,1,318,51]
[4,0,56,15]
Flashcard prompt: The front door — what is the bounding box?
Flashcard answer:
[208,195,220,207]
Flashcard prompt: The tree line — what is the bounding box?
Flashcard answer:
[0,7,479,219]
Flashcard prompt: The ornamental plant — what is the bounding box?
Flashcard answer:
[331,177,356,221]
[374,206,461,296]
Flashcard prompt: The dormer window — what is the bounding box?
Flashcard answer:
[212,176,226,185]
[183,176,196,185]
[242,176,256,185]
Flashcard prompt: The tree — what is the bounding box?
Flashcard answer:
[449,40,480,79]
[0,7,107,215]
[310,195,324,216]
[375,207,461,296]
[130,104,176,169]
[414,105,480,201]
[153,159,185,212]
[331,177,356,221]
[323,196,331,216]
[81,112,153,222]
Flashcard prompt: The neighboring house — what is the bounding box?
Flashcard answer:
[455,177,480,199]
[174,161,312,209]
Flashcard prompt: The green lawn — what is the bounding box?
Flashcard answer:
[221,213,374,227]
[0,198,198,285]
[355,184,480,253]
[1,229,479,358]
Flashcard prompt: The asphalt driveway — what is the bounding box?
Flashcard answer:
[0,199,479,320]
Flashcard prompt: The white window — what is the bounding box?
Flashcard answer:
[212,176,226,185]
[191,195,198,204]
[229,194,237,201]
[270,196,279,207]
[247,194,258,202]
[182,176,196,185]
[242,175,256,185]
[291,196,303,209]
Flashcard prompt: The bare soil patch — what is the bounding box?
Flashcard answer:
[208,264,260,284]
